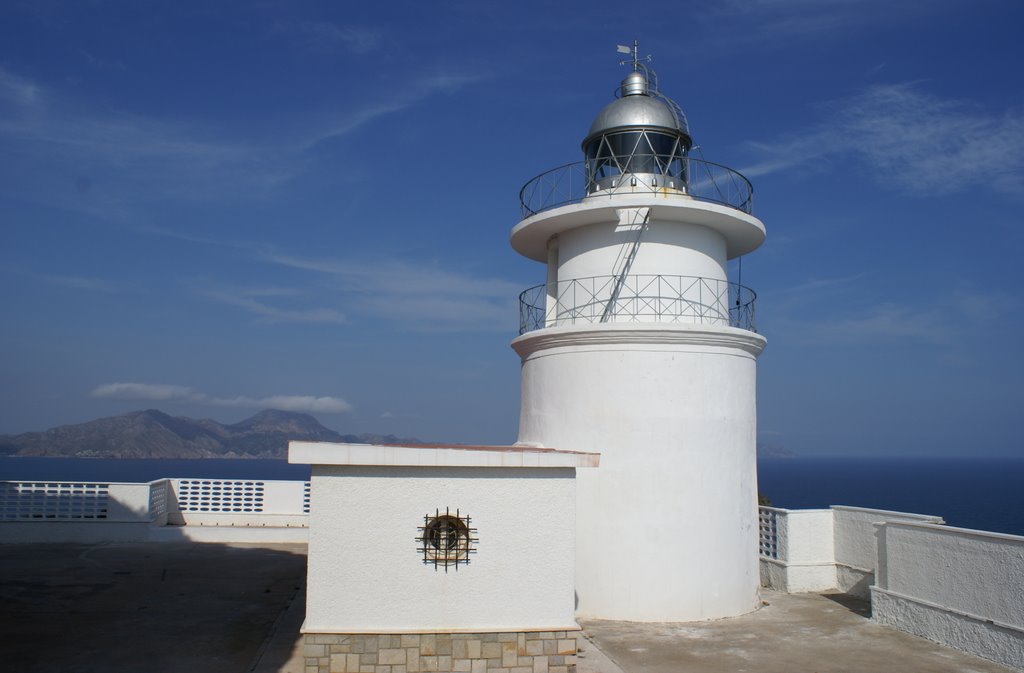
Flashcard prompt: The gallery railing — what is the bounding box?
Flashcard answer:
[519,157,753,218]
[518,274,757,335]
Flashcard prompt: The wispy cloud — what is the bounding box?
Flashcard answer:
[707,0,961,43]
[91,383,194,401]
[0,66,292,212]
[0,264,129,294]
[263,253,519,297]
[301,70,486,148]
[0,63,485,217]
[90,382,353,413]
[79,49,127,72]
[762,273,869,325]
[808,302,952,342]
[771,288,1016,345]
[743,83,1024,197]
[771,273,866,298]
[260,252,518,332]
[303,100,412,149]
[284,21,382,54]
[137,226,250,249]
[142,228,517,332]
[0,68,41,107]
[40,273,123,293]
[210,395,352,414]
[194,283,346,324]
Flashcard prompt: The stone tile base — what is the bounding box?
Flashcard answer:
[303,631,578,673]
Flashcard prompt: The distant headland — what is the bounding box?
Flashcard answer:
[0,409,422,459]
[0,408,795,460]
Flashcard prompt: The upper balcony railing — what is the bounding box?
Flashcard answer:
[518,274,757,335]
[519,157,754,219]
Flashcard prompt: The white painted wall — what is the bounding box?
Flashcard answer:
[106,483,153,520]
[304,465,578,633]
[758,506,947,597]
[873,522,1024,670]
[166,478,309,527]
[782,509,835,593]
[512,154,767,624]
[556,216,727,283]
[833,506,943,571]
[514,323,765,621]
[510,195,767,263]
[783,509,835,565]
[758,508,836,593]
[832,506,943,597]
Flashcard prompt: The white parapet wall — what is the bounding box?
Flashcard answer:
[166,478,309,528]
[758,507,836,593]
[758,505,944,597]
[832,506,943,599]
[0,480,164,543]
[872,521,1024,671]
[0,477,310,544]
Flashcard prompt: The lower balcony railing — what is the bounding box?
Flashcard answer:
[518,274,756,335]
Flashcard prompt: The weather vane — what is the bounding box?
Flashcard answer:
[616,39,651,71]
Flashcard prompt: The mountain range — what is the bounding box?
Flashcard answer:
[0,409,422,459]
[756,442,798,459]
[0,409,796,460]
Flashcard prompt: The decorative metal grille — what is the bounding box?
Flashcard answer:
[417,508,477,571]
[759,507,779,560]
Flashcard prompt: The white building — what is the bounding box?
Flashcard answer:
[289,441,598,673]
[511,49,767,621]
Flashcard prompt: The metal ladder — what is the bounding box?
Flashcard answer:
[602,208,650,322]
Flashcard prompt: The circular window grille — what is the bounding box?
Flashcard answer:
[417,508,477,571]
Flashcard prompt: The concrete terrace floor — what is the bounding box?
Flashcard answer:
[580,592,1017,673]
[0,542,1015,673]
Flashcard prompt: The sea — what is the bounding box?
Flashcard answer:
[1,455,1022,537]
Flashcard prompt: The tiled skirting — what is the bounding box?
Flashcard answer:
[303,631,578,673]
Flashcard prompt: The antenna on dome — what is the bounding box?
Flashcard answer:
[611,40,687,136]
[616,39,650,72]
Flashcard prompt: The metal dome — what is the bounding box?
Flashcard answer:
[585,94,683,139]
[582,70,690,148]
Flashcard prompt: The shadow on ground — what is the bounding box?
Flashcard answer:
[821,591,872,618]
[0,538,307,673]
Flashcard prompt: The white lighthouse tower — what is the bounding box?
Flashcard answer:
[510,45,768,622]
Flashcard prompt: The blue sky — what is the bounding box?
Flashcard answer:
[2,1,1023,456]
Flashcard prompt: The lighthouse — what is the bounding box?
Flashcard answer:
[510,45,768,622]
